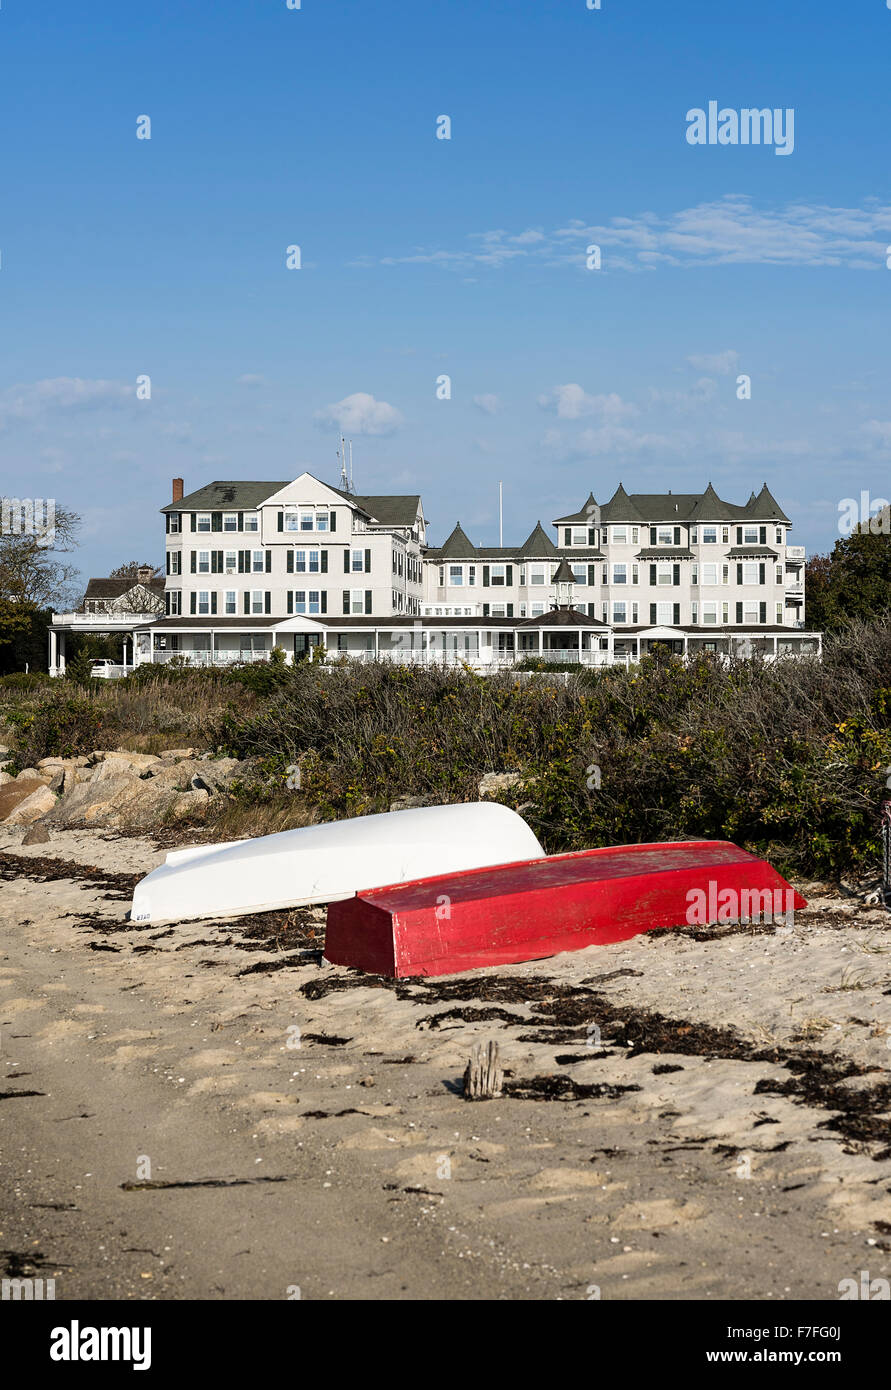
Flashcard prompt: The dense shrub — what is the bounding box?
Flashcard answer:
[6,694,106,767]
[217,619,891,878]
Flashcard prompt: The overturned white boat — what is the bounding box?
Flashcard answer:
[129,801,545,926]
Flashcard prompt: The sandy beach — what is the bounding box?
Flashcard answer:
[2,827,890,1301]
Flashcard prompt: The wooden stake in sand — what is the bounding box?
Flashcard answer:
[463,1040,503,1100]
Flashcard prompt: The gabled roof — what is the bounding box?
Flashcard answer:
[517,522,557,558]
[161,481,287,514]
[553,492,599,525]
[688,482,738,523]
[431,522,478,559]
[84,577,165,600]
[747,483,791,523]
[331,489,422,527]
[600,484,648,524]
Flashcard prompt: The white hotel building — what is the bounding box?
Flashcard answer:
[49,472,819,673]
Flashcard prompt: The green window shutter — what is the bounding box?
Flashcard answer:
[287,592,293,614]
[343,551,350,574]
[277,512,284,532]
[190,592,196,614]
[364,548,371,573]
[287,551,294,573]
[564,528,571,545]
[265,551,272,573]
[736,564,743,585]
[238,551,246,574]
[342,590,349,615]
[736,527,743,544]
[505,565,513,585]
[243,592,250,615]
[212,513,222,532]
[165,593,170,615]
[321,592,327,614]
[673,526,681,545]
[264,592,271,615]
[649,603,657,623]
[321,550,328,573]
[483,603,490,617]
[760,526,767,544]
[237,512,243,530]
[165,552,170,575]
[759,602,767,624]
[587,565,596,586]
[482,565,490,586]
[672,564,680,586]
[506,604,514,618]
[364,591,372,614]
[673,603,680,625]
[650,527,657,546]
[211,593,218,615]
[190,514,196,532]
[165,515,170,534]
[588,528,597,545]
[735,602,743,623]
[649,564,656,586]
[190,551,196,573]
[759,563,765,585]
[329,511,337,531]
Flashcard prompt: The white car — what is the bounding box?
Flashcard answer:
[90,659,124,680]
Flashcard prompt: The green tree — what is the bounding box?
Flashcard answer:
[0,504,81,650]
[808,523,891,632]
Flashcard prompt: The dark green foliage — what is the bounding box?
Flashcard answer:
[6,694,105,767]
[217,620,891,879]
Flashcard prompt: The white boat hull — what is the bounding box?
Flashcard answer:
[129,802,545,926]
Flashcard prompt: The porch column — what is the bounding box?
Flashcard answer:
[538,629,542,657]
[59,631,66,674]
[374,628,379,661]
[49,628,57,676]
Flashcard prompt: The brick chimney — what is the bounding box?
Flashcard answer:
[172,477,184,503]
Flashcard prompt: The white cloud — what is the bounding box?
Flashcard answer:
[472,393,501,415]
[649,377,718,411]
[236,373,266,388]
[376,196,891,273]
[0,377,132,430]
[686,350,739,375]
[314,392,404,437]
[538,384,637,421]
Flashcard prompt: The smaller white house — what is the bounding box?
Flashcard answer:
[49,569,165,676]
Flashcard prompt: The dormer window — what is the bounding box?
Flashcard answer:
[571,527,587,545]
[611,526,628,544]
[702,526,717,544]
[656,526,674,546]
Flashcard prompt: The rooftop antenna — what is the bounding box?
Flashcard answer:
[499,480,503,547]
[338,435,349,493]
[349,439,354,492]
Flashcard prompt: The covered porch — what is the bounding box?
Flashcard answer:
[48,613,156,677]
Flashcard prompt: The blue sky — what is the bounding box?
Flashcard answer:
[2,0,890,582]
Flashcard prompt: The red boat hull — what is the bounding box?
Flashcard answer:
[324,840,806,979]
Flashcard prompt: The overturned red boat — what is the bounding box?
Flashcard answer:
[324,839,806,979]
